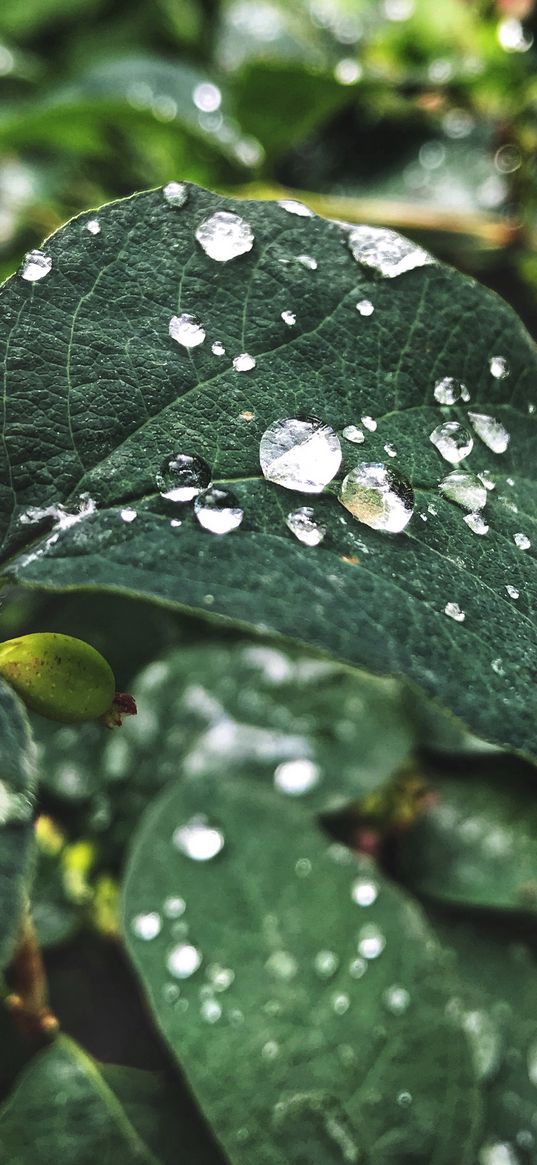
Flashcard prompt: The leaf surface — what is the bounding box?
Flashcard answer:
[0,679,36,970]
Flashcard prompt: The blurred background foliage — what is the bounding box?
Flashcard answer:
[2,0,537,332]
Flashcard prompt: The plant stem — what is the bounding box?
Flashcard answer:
[6,908,59,1043]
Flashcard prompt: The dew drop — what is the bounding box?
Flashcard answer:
[430,421,473,463]
[131,911,162,941]
[193,82,221,112]
[295,857,312,878]
[357,923,386,960]
[296,254,318,270]
[356,299,374,316]
[212,340,226,356]
[506,584,520,599]
[342,425,365,444]
[162,982,180,1003]
[513,532,530,550]
[351,878,378,906]
[156,452,211,502]
[489,355,510,380]
[173,815,225,861]
[433,376,466,405]
[265,950,298,981]
[281,310,296,326]
[85,219,101,235]
[120,507,137,523]
[200,997,222,1024]
[194,487,244,534]
[491,658,504,676]
[384,442,397,458]
[349,957,367,979]
[438,471,487,511]
[163,181,189,207]
[20,250,52,281]
[163,896,186,919]
[259,415,342,494]
[383,985,411,1015]
[479,1142,519,1165]
[262,1039,280,1060]
[444,602,465,622]
[169,313,206,348]
[396,1091,412,1108]
[207,965,235,992]
[313,950,339,979]
[339,463,414,533]
[278,199,313,217]
[347,225,433,277]
[361,415,377,432]
[233,352,256,372]
[195,210,254,262]
[167,942,202,979]
[286,507,326,547]
[468,412,510,454]
[331,992,350,1015]
[274,758,320,796]
[478,470,496,492]
[464,511,489,536]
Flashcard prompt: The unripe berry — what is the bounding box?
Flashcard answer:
[0,633,116,723]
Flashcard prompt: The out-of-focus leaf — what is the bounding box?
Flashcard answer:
[0,679,36,970]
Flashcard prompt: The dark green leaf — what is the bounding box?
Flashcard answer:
[1,186,536,760]
[0,679,36,970]
[123,776,482,1165]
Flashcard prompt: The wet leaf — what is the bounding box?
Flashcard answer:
[123,775,482,1165]
[0,679,36,970]
[0,185,536,761]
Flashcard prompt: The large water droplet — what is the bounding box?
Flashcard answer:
[433,377,466,405]
[274,758,320,796]
[444,601,466,622]
[156,452,211,502]
[430,421,473,463]
[259,415,342,494]
[163,181,188,208]
[342,425,365,445]
[468,412,510,454]
[194,487,244,534]
[131,911,162,940]
[351,878,378,906]
[167,942,202,979]
[479,1142,519,1165]
[438,471,487,511]
[357,923,386,959]
[339,463,414,533]
[347,225,433,277]
[169,313,206,348]
[278,199,313,217]
[314,950,340,979]
[195,211,254,262]
[233,352,256,372]
[20,250,52,281]
[286,507,326,547]
[173,815,225,861]
[464,511,489,536]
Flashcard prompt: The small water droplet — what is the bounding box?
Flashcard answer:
[513,532,530,550]
[339,463,414,533]
[120,507,137,523]
[265,950,298,981]
[260,415,342,494]
[195,210,254,262]
[162,982,180,1003]
[384,442,397,458]
[468,412,510,454]
[438,471,487,511]
[357,924,386,960]
[334,58,362,84]
[489,355,510,380]
[433,377,466,405]
[342,425,365,444]
[295,857,312,877]
[356,299,374,316]
[207,964,235,992]
[314,950,339,979]
[383,985,411,1015]
[233,352,256,372]
[296,254,318,270]
[396,1091,412,1108]
[170,518,182,528]
[444,601,466,622]
[262,1039,280,1060]
[274,758,320,796]
[193,82,221,112]
[85,219,101,235]
[285,507,326,547]
[347,225,433,277]
[131,911,162,940]
[200,997,222,1023]
[281,310,296,326]
[194,486,244,534]
[156,452,211,502]
[361,415,377,432]
[212,340,226,356]
[331,992,350,1015]
[163,181,189,207]
[351,878,378,906]
[169,313,206,348]
[506,584,520,599]
[464,511,489,536]
[278,199,313,217]
[491,657,504,676]
[163,896,186,919]
[430,421,473,463]
[173,815,225,861]
[167,942,202,979]
[349,957,367,979]
[20,250,52,281]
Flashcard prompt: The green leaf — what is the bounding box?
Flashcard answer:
[0,678,36,970]
[0,1034,163,1164]
[1,185,536,760]
[395,755,537,914]
[122,776,482,1165]
[102,1065,227,1165]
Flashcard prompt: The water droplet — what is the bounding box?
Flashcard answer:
[212,340,226,356]
[274,758,320,796]
[334,58,362,85]
[361,415,377,432]
[331,992,350,1015]
[295,857,312,878]
[265,950,298,981]
[193,82,221,112]
[278,199,313,217]
[285,507,326,547]
[162,982,180,1003]
[356,299,374,316]
[468,412,510,454]
[163,181,188,207]
[444,601,466,622]
[233,352,256,372]
[479,1142,519,1165]
[200,997,222,1023]
[351,878,378,906]
[259,415,342,494]
[20,250,52,281]
[173,815,225,861]
[169,313,206,348]
[156,452,211,502]
[339,463,414,533]
[194,486,244,534]
[207,964,235,992]
[85,219,101,235]
[513,532,530,550]
[347,225,433,277]
[281,310,296,326]
[132,911,162,940]
[357,924,386,960]
[491,658,504,676]
[430,421,473,463]
[167,942,202,979]
[170,518,182,528]
[195,211,254,262]
[314,950,339,979]
[384,442,397,458]
[438,471,487,511]
[383,985,410,1015]
[396,1091,412,1108]
[489,355,510,380]
[120,507,137,522]
[462,1009,501,1080]
[349,957,367,979]
[262,1039,280,1060]
[506,584,520,599]
[163,896,186,919]
[342,425,365,444]
[297,254,318,270]
[464,511,489,536]
[433,377,466,405]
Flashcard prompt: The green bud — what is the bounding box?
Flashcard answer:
[0,633,116,723]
